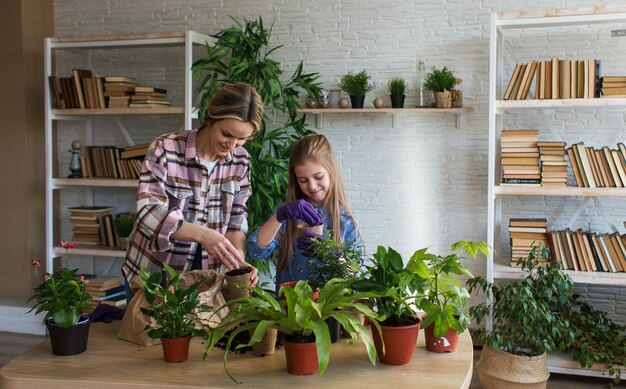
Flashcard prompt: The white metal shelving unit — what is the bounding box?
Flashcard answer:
[487,6,626,378]
[44,31,213,274]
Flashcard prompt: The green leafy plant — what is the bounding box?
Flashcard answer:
[192,17,323,236]
[28,241,91,328]
[139,263,209,339]
[413,241,491,338]
[306,230,364,290]
[352,246,429,325]
[339,70,375,96]
[423,66,456,92]
[204,279,386,383]
[387,77,407,96]
[468,245,625,383]
[114,213,135,237]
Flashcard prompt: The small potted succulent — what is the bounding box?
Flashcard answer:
[352,246,429,365]
[423,66,456,108]
[204,279,385,382]
[413,241,491,353]
[339,70,375,108]
[28,241,92,356]
[387,77,407,108]
[114,213,135,251]
[139,263,209,363]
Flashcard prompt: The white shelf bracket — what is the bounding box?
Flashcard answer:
[312,113,322,129]
[566,197,592,228]
[455,112,465,129]
[592,197,620,233]
[115,118,135,146]
[392,113,397,128]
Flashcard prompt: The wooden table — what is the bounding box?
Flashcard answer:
[0,321,473,388]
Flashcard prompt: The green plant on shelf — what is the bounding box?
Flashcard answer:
[387,77,407,96]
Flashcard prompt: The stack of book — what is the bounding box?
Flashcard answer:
[79,143,149,179]
[509,218,548,266]
[538,141,567,187]
[104,76,138,108]
[503,58,600,100]
[600,76,626,98]
[129,86,171,108]
[68,206,113,246]
[501,129,540,185]
[566,142,626,188]
[548,229,626,273]
[84,275,126,308]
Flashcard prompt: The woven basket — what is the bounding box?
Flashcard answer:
[477,345,549,389]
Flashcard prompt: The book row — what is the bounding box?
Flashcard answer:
[78,144,149,179]
[567,142,626,188]
[546,229,626,273]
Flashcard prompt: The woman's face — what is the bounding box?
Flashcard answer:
[202,118,255,160]
[294,160,330,205]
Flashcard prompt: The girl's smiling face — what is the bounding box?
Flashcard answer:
[294,160,330,205]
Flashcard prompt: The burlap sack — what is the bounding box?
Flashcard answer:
[477,345,549,389]
[117,269,228,346]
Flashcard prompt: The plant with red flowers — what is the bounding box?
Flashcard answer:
[28,241,92,328]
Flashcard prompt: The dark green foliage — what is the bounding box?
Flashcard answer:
[306,230,364,290]
[192,16,323,235]
[204,279,387,382]
[467,245,625,383]
[139,263,209,339]
[114,213,135,237]
[423,66,456,92]
[387,77,407,95]
[339,70,375,96]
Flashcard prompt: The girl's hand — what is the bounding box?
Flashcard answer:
[296,229,325,257]
[275,199,323,226]
[201,229,246,271]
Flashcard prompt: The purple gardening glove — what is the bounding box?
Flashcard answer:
[275,199,323,226]
[296,229,325,257]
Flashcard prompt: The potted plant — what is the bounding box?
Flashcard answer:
[203,279,385,382]
[305,231,364,342]
[28,241,92,356]
[387,77,407,108]
[352,246,429,365]
[192,17,322,237]
[114,213,135,251]
[468,246,625,387]
[339,70,375,108]
[413,241,492,353]
[423,66,456,108]
[139,263,209,363]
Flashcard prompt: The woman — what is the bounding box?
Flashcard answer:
[122,82,262,294]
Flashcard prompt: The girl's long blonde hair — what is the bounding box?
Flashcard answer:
[276,134,360,273]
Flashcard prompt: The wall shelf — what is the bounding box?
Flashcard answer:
[52,178,139,189]
[299,107,474,129]
[495,185,626,197]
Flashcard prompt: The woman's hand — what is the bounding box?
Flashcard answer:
[200,228,246,271]
[275,199,323,226]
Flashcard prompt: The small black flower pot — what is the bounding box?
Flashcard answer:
[46,315,90,356]
[349,94,365,109]
[326,317,342,343]
[390,94,405,108]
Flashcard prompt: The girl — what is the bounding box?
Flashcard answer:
[247,134,363,292]
[122,82,262,297]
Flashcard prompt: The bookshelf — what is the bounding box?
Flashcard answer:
[299,107,473,129]
[44,31,213,274]
[487,7,626,377]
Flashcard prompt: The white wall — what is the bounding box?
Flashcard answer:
[51,0,626,324]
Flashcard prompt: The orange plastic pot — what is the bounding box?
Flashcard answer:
[283,339,318,375]
[161,335,191,363]
[371,318,421,365]
[424,323,459,353]
[279,281,319,301]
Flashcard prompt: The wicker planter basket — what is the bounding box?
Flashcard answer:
[477,345,549,389]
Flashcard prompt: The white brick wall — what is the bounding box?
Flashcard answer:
[52,0,626,323]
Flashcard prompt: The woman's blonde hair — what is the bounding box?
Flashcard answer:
[276,134,360,273]
[203,82,263,133]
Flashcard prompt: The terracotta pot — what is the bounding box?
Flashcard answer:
[371,317,421,365]
[249,327,278,356]
[161,335,191,363]
[423,322,459,353]
[283,339,318,375]
[477,345,549,389]
[434,90,452,108]
[278,280,319,301]
[46,315,90,356]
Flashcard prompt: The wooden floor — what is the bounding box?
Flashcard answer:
[0,332,623,388]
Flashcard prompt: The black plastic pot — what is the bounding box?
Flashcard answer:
[46,314,90,356]
[390,94,405,108]
[326,317,341,343]
[349,94,365,109]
